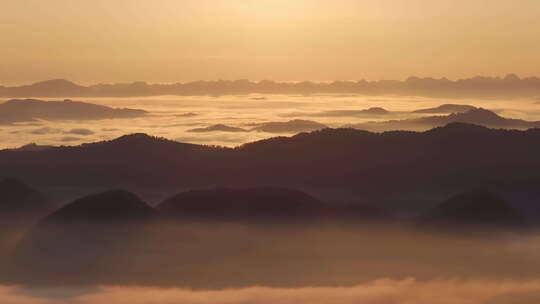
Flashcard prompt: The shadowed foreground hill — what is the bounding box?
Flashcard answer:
[157,187,392,224]
[3,187,539,288]
[44,190,156,222]
[11,190,155,284]
[418,191,528,232]
[1,124,540,213]
[0,178,50,218]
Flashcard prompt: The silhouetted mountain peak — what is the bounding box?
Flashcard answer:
[413,104,477,114]
[425,191,527,228]
[46,190,155,222]
[0,98,146,124]
[31,79,82,89]
[0,178,35,198]
[188,124,249,133]
[364,107,389,114]
[157,187,327,222]
[0,178,49,215]
[453,108,504,122]
[11,143,54,152]
[251,119,328,133]
[107,133,173,146]
[114,133,155,142]
[427,122,490,134]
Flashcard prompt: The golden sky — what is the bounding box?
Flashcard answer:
[1,0,539,84]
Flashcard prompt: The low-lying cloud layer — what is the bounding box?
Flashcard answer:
[1,94,539,148]
[3,279,540,304]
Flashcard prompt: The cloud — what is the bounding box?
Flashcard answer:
[175,113,199,118]
[28,127,94,137]
[65,128,94,136]
[3,279,540,304]
[281,107,392,118]
[59,136,83,142]
[29,127,62,135]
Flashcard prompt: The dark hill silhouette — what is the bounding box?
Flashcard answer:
[10,143,55,152]
[2,75,540,98]
[45,190,155,223]
[188,124,249,133]
[157,187,391,224]
[0,99,146,124]
[11,190,156,284]
[412,104,477,114]
[0,178,50,217]
[157,187,329,223]
[349,108,540,132]
[1,124,540,215]
[251,119,328,133]
[419,191,527,230]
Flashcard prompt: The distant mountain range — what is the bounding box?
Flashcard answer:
[0,99,146,124]
[284,107,393,118]
[188,120,328,134]
[1,75,540,98]
[1,123,540,214]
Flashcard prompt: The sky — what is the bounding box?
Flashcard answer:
[1,0,540,85]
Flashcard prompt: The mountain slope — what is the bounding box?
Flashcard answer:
[349,108,540,132]
[12,190,156,284]
[0,178,50,217]
[0,99,146,124]
[1,124,540,214]
[412,104,477,114]
[419,191,527,230]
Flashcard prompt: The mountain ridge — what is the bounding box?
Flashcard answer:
[1,123,540,213]
[2,75,540,98]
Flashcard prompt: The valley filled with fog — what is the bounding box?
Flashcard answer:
[1,94,539,148]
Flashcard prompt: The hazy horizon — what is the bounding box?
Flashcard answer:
[2,0,540,85]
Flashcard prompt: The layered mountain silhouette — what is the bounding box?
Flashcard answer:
[284,107,392,118]
[3,185,538,287]
[2,75,540,98]
[187,120,327,133]
[157,187,328,222]
[188,124,249,133]
[0,99,146,124]
[44,190,155,223]
[349,108,540,132]
[8,143,55,152]
[0,178,50,218]
[0,79,87,97]
[412,104,477,114]
[157,187,391,223]
[251,119,328,133]
[1,123,540,216]
[419,191,527,231]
